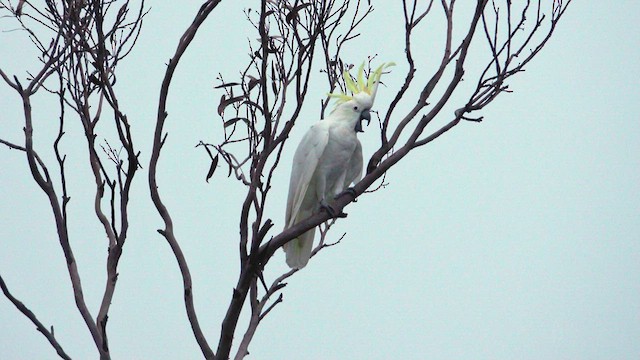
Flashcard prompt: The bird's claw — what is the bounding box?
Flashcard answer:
[319,200,336,217]
[334,187,358,202]
[320,200,347,218]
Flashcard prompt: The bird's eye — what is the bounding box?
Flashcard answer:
[353,106,359,111]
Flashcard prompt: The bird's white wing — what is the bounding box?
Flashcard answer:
[285,122,330,229]
[344,139,363,188]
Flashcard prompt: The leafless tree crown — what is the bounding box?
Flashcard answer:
[0,0,570,359]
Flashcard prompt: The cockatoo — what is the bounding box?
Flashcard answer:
[283,62,393,269]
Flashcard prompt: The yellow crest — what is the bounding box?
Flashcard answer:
[328,62,395,104]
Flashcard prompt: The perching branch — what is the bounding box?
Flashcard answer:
[233,220,339,359]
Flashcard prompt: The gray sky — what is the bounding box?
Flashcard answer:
[1,1,639,359]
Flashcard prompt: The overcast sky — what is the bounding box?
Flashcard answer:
[1,1,639,359]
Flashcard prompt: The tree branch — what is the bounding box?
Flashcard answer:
[0,274,72,360]
[149,1,224,359]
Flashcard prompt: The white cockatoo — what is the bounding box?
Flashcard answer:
[283,62,393,269]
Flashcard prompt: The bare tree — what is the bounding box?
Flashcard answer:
[0,0,145,359]
[1,0,571,359]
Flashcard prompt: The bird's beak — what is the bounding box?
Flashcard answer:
[356,109,371,133]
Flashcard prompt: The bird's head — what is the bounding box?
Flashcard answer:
[328,62,394,132]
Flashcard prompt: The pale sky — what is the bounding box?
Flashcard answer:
[1,1,639,359]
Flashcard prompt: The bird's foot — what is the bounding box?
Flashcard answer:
[320,199,347,218]
[334,187,358,201]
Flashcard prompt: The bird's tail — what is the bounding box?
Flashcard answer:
[283,227,315,269]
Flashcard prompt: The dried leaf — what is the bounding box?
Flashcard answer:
[224,117,249,128]
[286,3,310,24]
[246,75,259,92]
[115,3,127,25]
[214,82,241,89]
[271,63,277,94]
[217,95,245,116]
[89,74,102,86]
[206,154,219,183]
[217,94,226,116]
[224,154,233,178]
[242,100,264,114]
